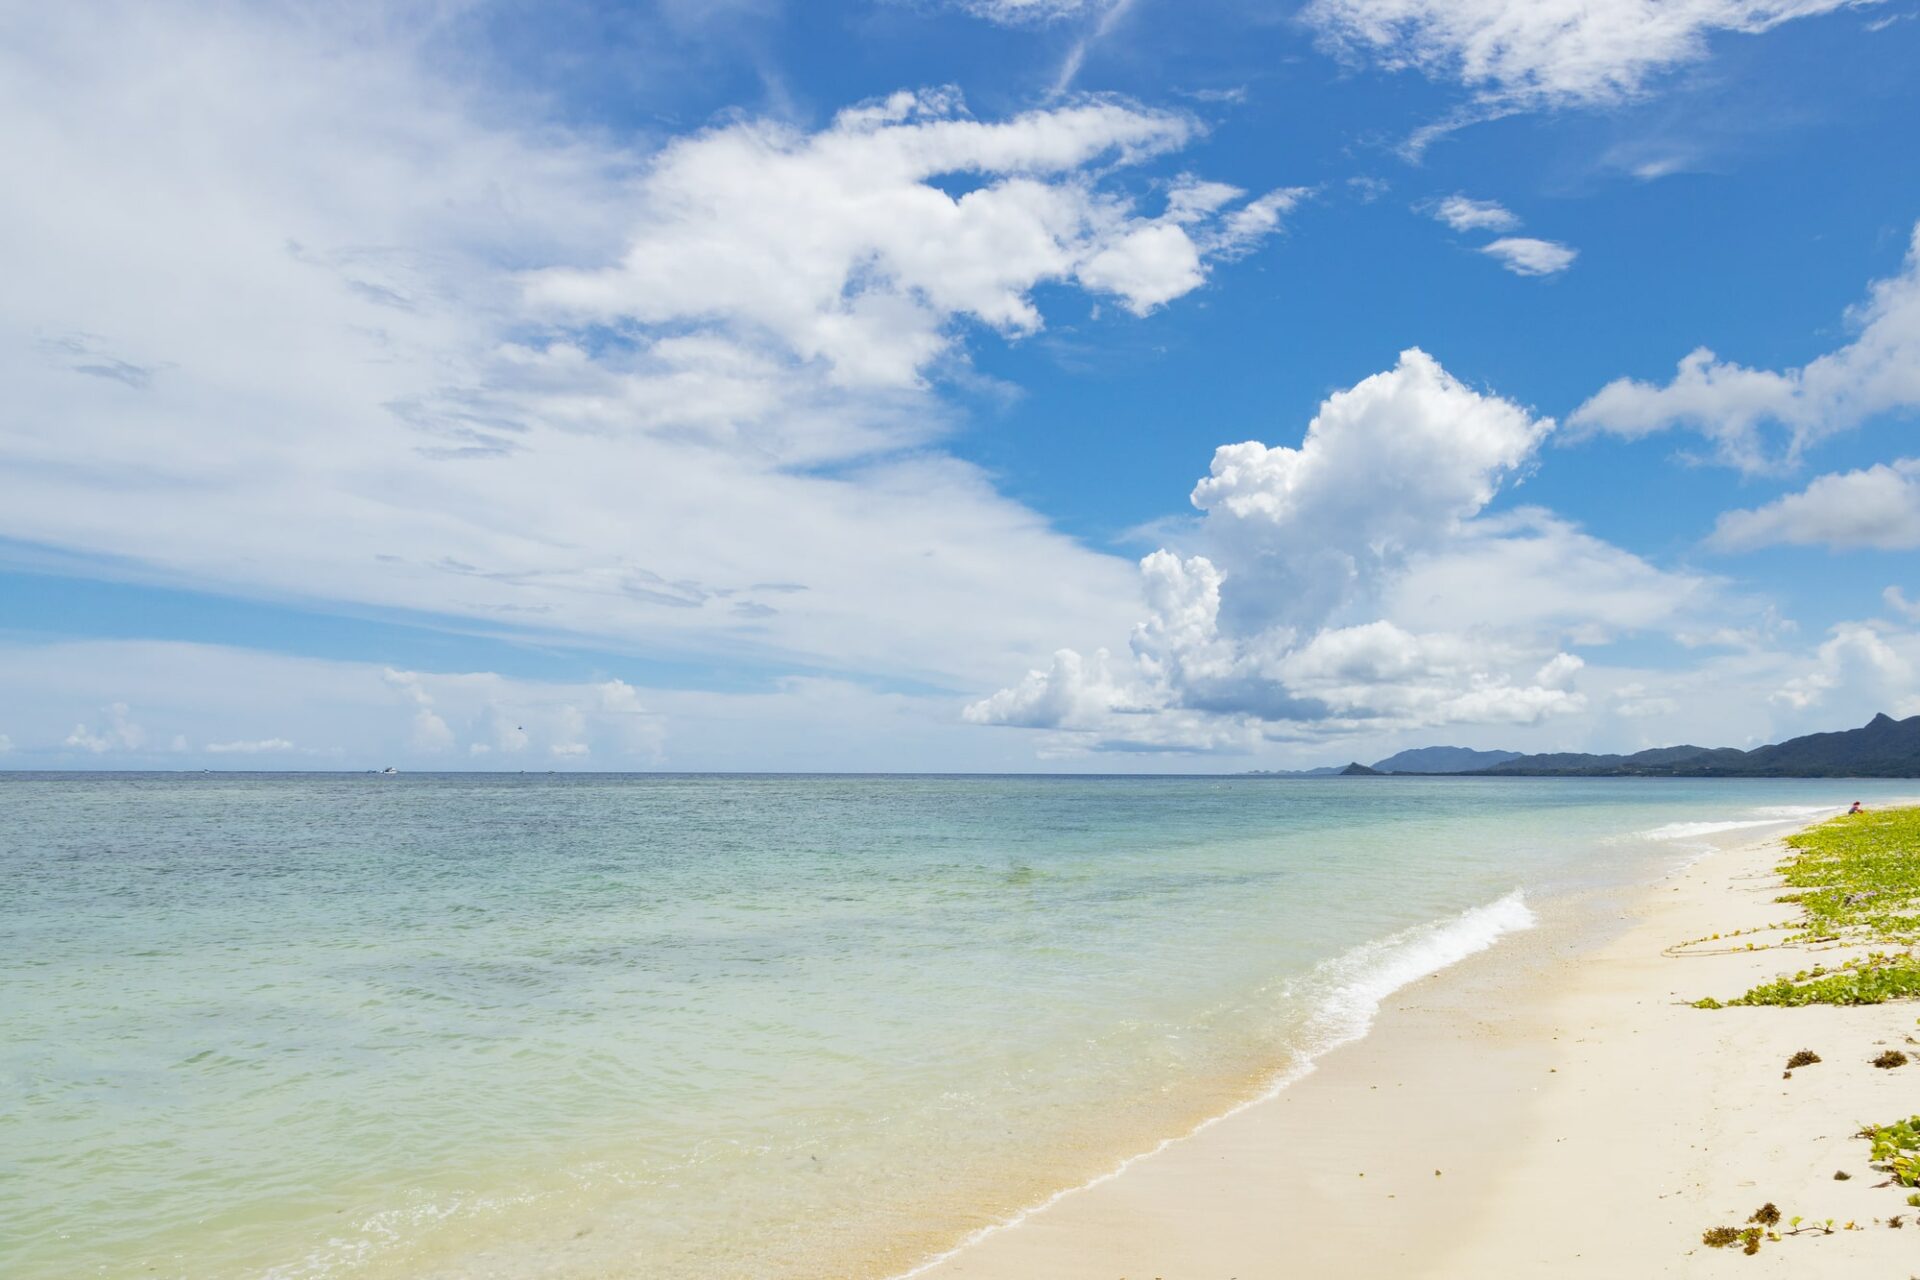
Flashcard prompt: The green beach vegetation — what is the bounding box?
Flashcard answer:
[1775,807,1920,944]
[1692,953,1920,1008]
[1861,1117,1920,1187]
[1687,809,1920,1255]
[1693,807,1920,1009]
[1698,1203,1851,1256]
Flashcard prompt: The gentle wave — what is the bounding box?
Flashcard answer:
[259,1188,542,1280]
[1636,809,1834,841]
[890,890,1535,1279]
[22,775,1901,1280]
[1285,889,1537,1064]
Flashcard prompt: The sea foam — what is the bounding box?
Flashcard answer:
[1283,890,1537,1072]
[891,890,1535,1278]
[1636,807,1834,842]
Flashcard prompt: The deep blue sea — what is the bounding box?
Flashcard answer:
[4,773,1910,1280]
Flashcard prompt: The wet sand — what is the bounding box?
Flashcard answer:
[910,821,1920,1277]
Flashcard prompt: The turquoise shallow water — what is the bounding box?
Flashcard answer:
[3,773,1913,1280]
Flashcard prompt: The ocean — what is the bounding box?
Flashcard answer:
[3,772,1910,1280]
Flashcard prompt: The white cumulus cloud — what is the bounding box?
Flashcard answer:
[966,350,1718,752]
[1572,221,1920,471]
[1431,194,1519,232]
[1712,460,1920,550]
[525,87,1293,387]
[1772,622,1913,711]
[1480,236,1577,276]
[410,709,455,753]
[64,702,146,755]
[1192,348,1552,630]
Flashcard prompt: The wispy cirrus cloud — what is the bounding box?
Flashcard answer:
[0,639,1034,772]
[1424,195,1575,277]
[0,3,1302,705]
[204,737,296,754]
[936,0,1139,95]
[951,0,1106,22]
[1305,0,1878,111]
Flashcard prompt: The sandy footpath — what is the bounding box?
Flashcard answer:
[911,821,1920,1278]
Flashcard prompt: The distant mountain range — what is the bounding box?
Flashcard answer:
[1370,745,1524,774]
[1482,713,1920,778]
[1250,746,1523,777]
[1255,714,1920,779]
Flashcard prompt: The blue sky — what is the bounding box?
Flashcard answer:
[2,0,1918,770]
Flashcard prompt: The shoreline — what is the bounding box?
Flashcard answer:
[906,809,1920,1277]
[888,888,1544,1280]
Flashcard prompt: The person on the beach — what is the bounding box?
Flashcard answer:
[1849,801,1865,815]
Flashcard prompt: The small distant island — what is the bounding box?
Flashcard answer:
[1254,713,1920,779]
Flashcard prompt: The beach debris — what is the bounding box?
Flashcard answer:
[1785,1049,1821,1069]
[1873,1049,1909,1069]
[1667,921,1795,957]
[1701,1210,1784,1255]
[1833,1170,1852,1180]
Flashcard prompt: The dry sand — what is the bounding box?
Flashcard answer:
[910,822,1920,1278]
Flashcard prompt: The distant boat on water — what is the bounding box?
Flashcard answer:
[381,766,398,775]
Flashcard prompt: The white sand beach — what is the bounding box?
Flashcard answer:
[914,820,1920,1278]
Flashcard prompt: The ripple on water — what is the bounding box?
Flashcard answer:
[2,773,1905,1280]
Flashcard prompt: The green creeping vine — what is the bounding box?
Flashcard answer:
[1693,808,1920,1007]
[1686,811,1920,1251]
[1776,808,1920,944]
[1862,1117,1920,1187]
[1692,952,1920,1008]
[1700,1203,1850,1256]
